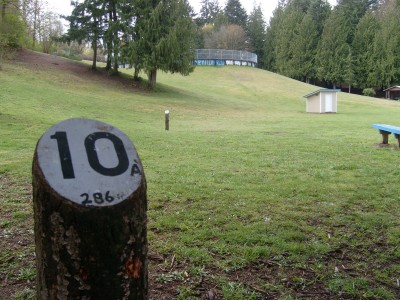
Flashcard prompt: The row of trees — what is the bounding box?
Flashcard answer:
[63,0,196,87]
[63,0,268,87]
[2,0,264,86]
[265,0,400,92]
[194,0,400,92]
[3,0,400,91]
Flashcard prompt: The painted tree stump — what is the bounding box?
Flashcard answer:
[32,118,148,299]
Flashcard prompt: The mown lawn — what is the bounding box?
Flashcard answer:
[1,51,400,299]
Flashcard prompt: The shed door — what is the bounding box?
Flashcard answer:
[325,93,333,112]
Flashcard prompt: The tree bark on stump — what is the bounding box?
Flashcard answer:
[32,152,148,300]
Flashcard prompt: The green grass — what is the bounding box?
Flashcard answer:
[1,52,400,299]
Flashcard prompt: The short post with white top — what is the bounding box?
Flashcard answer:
[165,110,170,131]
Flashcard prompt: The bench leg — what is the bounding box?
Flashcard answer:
[395,134,400,147]
[379,130,391,144]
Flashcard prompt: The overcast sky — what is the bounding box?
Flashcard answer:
[47,0,338,25]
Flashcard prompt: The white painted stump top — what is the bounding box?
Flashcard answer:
[37,118,143,207]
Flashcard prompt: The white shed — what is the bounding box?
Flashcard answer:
[303,89,340,113]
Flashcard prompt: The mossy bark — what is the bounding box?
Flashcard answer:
[32,153,148,300]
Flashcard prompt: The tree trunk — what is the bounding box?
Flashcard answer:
[92,39,97,70]
[32,151,148,299]
[1,3,6,21]
[32,0,40,49]
[112,0,119,73]
[106,49,112,71]
[91,17,98,70]
[148,69,157,88]
[134,67,140,81]
[105,11,113,71]
[21,0,28,25]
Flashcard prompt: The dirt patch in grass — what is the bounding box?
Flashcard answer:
[12,49,144,91]
[148,253,222,300]
[225,259,347,299]
[147,242,400,299]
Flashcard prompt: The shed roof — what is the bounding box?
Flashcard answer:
[383,86,400,92]
[303,89,341,98]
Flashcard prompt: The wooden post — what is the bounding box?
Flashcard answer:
[32,118,148,299]
[394,134,400,148]
[379,130,391,144]
[165,110,170,131]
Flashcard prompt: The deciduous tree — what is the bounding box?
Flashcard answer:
[38,10,63,53]
[204,24,247,50]
[0,0,24,46]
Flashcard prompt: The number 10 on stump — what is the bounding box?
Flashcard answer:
[32,118,148,299]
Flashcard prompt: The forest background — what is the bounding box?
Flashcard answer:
[1,0,400,92]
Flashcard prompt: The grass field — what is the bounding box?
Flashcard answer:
[1,51,400,299]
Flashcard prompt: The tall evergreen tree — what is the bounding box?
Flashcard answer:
[336,0,380,44]
[264,0,329,78]
[307,0,331,35]
[316,7,352,87]
[198,0,221,26]
[275,3,305,77]
[352,11,379,89]
[64,0,105,70]
[369,0,400,88]
[343,45,355,92]
[264,5,284,72]
[130,0,195,88]
[291,13,318,82]
[64,0,135,73]
[286,0,312,12]
[224,0,247,28]
[247,3,265,68]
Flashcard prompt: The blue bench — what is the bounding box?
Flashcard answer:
[372,124,400,146]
